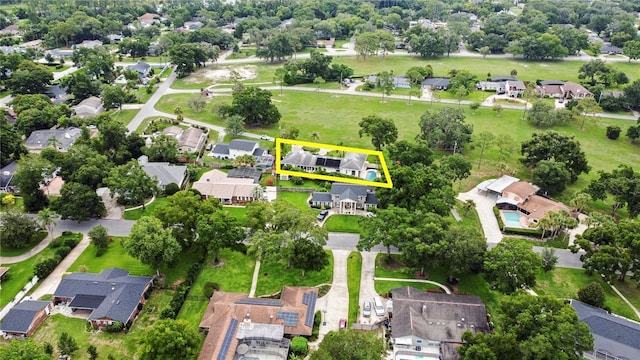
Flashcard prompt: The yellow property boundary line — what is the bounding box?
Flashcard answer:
[274,138,393,189]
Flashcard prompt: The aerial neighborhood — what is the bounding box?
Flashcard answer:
[2,0,640,359]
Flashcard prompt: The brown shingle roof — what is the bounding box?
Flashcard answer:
[198,287,317,360]
[520,195,572,221]
[503,181,539,201]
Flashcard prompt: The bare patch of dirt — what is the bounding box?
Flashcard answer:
[377,255,405,271]
[209,259,226,268]
[185,65,258,84]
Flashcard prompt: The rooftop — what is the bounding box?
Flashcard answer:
[0,300,49,334]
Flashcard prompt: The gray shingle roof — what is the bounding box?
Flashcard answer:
[252,147,268,157]
[571,300,640,360]
[311,192,332,202]
[365,192,378,205]
[0,161,17,189]
[53,268,152,324]
[421,77,450,88]
[391,286,489,343]
[331,183,368,198]
[340,152,366,170]
[490,75,518,82]
[212,143,229,155]
[0,300,49,333]
[139,161,187,188]
[25,127,82,151]
[229,139,258,152]
[282,151,318,168]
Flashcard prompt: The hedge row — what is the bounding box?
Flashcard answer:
[160,257,206,319]
[492,207,543,237]
[33,233,81,279]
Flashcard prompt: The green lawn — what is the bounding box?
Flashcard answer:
[255,250,333,296]
[0,231,47,257]
[454,201,484,236]
[347,252,362,326]
[160,66,173,79]
[277,179,325,190]
[123,197,169,220]
[68,236,203,285]
[612,280,640,312]
[534,268,638,321]
[47,64,71,72]
[333,56,639,83]
[29,289,186,360]
[227,47,257,60]
[276,191,313,212]
[375,280,441,296]
[222,206,248,226]
[110,109,139,126]
[0,233,81,309]
[324,214,362,233]
[68,237,153,276]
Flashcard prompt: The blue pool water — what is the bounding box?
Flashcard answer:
[502,211,524,228]
[365,170,378,181]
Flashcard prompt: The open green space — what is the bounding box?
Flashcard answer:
[123,197,168,220]
[333,56,639,84]
[0,233,81,309]
[110,109,139,126]
[276,191,313,212]
[227,47,257,60]
[374,280,441,295]
[347,252,362,326]
[612,280,640,311]
[534,267,638,321]
[0,231,47,257]
[277,179,325,190]
[68,236,203,285]
[255,250,333,296]
[222,206,248,226]
[171,63,281,90]
[177,298,209,326]
[47,64,71,72]
[324,214,362,233]
[29,289,186,360]
[118,55,165,63]
[454,201,484,236]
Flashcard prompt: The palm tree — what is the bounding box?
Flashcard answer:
[37,208,58,242]
[463,199,476,216]
[174,106,184,121]
[537,217,552,239]
[310,131,320,141]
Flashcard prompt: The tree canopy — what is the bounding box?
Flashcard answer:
[483,239,542,294]
[124,216,181,276]
[417,107,473,151]
[310,330,384,360]
[229,86,281,126]
[520,131,590,183]
[137,319,201,360]
[358,115,398,150]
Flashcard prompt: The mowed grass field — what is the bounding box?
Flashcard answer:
[156,89,640,198]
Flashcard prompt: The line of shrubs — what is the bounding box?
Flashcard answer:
[33,232,81,279]
[159,255,206,320]
[492,207,543,238]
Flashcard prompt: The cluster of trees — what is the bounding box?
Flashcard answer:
[520,131,590,194]
[459,292,593,360]
[599,80,640,113]
[573,215,640,283]
[247,199,329,277]
[586,165,640,218]
[280,50,354,85]
[11,117,146,216]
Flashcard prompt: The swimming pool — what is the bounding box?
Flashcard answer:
[502,211,525,228]
[365,170,378,181]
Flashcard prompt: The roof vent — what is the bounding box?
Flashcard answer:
[457,323,461,328]
[92,282,98,284]
[461,317,465,322]
[116,300,120,304]
[111,287,115,291]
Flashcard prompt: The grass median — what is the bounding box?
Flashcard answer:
[347,252,362,326]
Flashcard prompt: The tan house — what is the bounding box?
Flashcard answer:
[138,13,160,27]
[192,169,259,205]
[0,24,20,36]
[198,287,318,360]
[497,181,574,223]
[162,125,207,153]
[536,80,592,99]
[72,96,104,117]
[0,300,51,338]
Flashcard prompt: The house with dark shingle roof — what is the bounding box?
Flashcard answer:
[391,286,490,360]
[311,183,377,214]
[571,300,640,360]
[52,268,153,329]
[282,150,367,178]
[0,300,51,337]
[25,127,82,152]
[422,77,450,90]
[138,155,188,190]
[127,61,151,79]
[0,161,17,192]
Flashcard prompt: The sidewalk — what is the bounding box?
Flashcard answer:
[0,230,63,264]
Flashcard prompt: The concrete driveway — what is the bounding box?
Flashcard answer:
[358,251,384,325]
[315,250,350,342]
[457,187,504,243]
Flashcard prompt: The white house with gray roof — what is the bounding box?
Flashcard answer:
[311,183,377,214]
[52,268,153,329]
[72,96,104,117]
[25,127,82,152]
[282,150,367,178]
[138,155,188,189]
[212,139,267,160]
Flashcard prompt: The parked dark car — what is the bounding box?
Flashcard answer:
[317,210,329,221]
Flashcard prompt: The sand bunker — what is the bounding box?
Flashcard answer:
[186,65,258,84]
